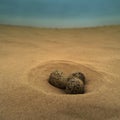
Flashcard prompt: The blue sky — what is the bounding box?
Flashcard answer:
[0,0,120,28]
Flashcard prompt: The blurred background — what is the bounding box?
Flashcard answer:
[0,0,120,28]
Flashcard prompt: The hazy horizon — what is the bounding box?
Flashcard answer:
[0,0,120,28]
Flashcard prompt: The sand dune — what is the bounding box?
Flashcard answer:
[0,25,120,120]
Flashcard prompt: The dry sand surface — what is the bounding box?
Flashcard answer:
[0,25,120,120]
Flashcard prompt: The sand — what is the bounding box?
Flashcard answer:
[0,25,120,120]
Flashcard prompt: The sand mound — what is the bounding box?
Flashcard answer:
[28,60,104,95]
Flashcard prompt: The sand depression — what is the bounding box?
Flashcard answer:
[27,60,105,95]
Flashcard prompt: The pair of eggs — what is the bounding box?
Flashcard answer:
[48,71,85,94]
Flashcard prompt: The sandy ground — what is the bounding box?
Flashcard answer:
[0,25,120,120]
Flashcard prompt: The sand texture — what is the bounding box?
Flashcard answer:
[0,25,120,120]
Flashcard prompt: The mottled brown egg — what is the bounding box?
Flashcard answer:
[68,72,85,84]
[65,77,85,94]
[48,70,66,89]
